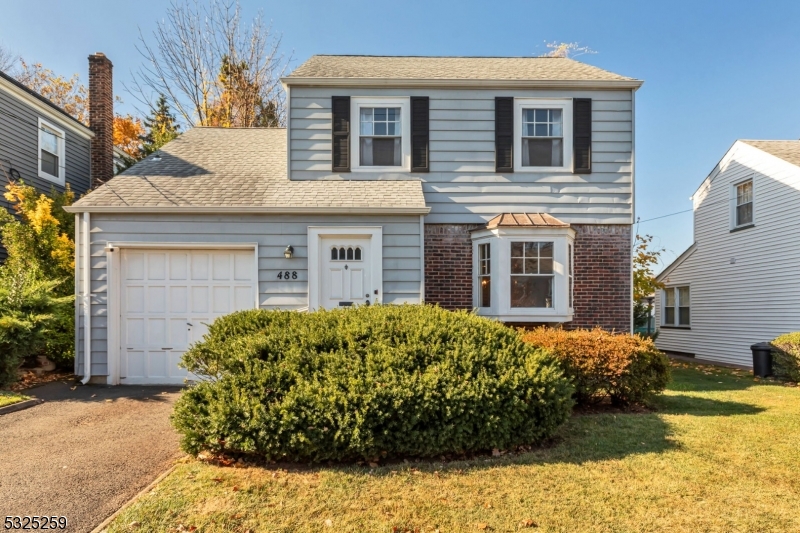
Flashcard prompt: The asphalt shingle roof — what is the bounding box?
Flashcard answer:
[72,128,426,211]
[286,55,639,83]
[741,140,800,169]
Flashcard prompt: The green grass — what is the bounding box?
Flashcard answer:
[0,391,30,408]
[106,363,800,533]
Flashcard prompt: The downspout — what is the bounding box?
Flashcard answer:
[630,88,636,334]
[81,212,92,385]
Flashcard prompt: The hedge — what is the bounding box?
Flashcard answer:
[770,333,800,382]
[521,327,670,406]
[172,305,574,462]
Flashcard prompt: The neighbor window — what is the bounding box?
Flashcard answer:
[38,118,65,184]
[663,286,690,326]
[514,99,571,171]
[510,241,554,308]
[735,180,753,227]
[478,243,491,307]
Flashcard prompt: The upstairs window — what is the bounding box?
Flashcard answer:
[351,98,409,171]
[510,241,554,308]
[38,118,65,184]
[735,180,753,227]
[521,109,563,167]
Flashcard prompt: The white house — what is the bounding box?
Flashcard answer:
[655,140,800,367]
[65,55,642,384]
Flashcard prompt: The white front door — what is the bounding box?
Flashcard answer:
[120,249,256,384]
[320,237,373,309]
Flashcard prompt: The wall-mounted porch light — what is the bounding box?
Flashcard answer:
[284,245,294,259]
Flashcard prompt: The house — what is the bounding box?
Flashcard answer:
[65,55,642,385]
[655,140,800,367]
[0,53,114,214]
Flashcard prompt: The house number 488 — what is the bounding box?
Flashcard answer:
[277,271,298,280]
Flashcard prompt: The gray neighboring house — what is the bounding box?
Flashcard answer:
[66,55,642,385]
[655,140,800,367]
[0,52,116,256]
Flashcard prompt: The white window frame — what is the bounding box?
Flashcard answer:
[472,225,575,323]
[731,178,754,229]
[351,97,411,172]
[513,98,573,173]
[38,117,66,185]
[662,285,690,327]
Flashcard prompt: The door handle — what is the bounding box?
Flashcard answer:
[187,322,193,327]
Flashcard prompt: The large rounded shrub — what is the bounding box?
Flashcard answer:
[172,305,573,462]
[770,332,800,382]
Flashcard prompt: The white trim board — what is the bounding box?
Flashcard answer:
[307,226,383,311]
[65,206,431,215]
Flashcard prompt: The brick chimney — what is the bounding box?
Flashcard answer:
[88,53,113,187]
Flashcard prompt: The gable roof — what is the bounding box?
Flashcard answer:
[0,70,93,134]
[68,127,427,214]
[656,243,697,282]
[740,140,800,168]
[484,213,570,229]
[284,55,642,89]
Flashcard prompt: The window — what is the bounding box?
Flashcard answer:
[663,286,690,326]
[510,241,554,308]
[514,99,572,172]
[330,246,362,261]
[522,109,563,167]
[568,243,574,308]
[478,243,491,307]
[351,98,409,170]
[38,118,65,184]
[735,180,753,227]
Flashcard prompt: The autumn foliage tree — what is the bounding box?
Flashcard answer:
[14,60,89,123]
[633,234,665,331]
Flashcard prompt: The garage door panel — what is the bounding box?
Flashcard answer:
[148,253,167,280]
[191,254,209,280]
[170,253,189,280]
[146,286,167,313]
[169,286,188,313]
[121,248,256,385]
[213,254,231,280]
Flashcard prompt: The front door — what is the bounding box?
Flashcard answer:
[320,237,372,309]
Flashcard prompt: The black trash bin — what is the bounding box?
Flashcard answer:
[750,342,773,378]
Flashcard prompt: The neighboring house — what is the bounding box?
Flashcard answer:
[655,140,800,367]
[0,53,115,254]
[66,55,642,385]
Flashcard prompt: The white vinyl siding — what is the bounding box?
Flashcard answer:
[288,87,634,225]
[655,141,800,366]
[75,213,422,378]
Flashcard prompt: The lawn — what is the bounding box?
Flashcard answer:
[106,362,800,533]
[0,391,30,408]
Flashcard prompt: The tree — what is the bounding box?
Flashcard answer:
[129,0,290,128]
[541,41,597,58]
[113,114,146,160]
[140,94,181,156]
[0,44,17,72]
[633,234,665,331]
[14,60,88,124]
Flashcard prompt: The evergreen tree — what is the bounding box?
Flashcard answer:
[141,95,181,156]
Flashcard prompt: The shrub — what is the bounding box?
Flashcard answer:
[770,333,800,382]
[521,327,670,406]
[172,305,574,462]
[0,266,72,387]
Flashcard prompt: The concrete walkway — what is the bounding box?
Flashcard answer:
[0,381,182,533]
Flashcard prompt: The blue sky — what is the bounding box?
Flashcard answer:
[2,0,799,270]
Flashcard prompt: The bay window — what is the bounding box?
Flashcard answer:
[478,243,491,308]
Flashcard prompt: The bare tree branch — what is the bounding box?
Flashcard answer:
[126,0,291,128]
[0,44,19,73]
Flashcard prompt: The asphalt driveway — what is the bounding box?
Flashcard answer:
[0,380,183,533]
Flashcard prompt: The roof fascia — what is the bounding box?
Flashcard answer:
[64,205,431,215]
[0,76,94,140]
[281,77,644,91]
[656,243,697,282]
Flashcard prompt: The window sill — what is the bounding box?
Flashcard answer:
[660,325,691,330]
[351,166,409,173]
[477,310,573,323]
[513,166,572,174]
[730,224,755,233]
[38,169,65,186]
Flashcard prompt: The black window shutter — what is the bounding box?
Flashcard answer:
[410,96,429,172]
[573,98,592,174]
[495,97,514,173]
[331,96,350,172]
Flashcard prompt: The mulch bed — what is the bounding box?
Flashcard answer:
[8,370,77,392]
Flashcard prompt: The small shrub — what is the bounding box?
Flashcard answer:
[521,327,670,406]
[770,333,800,382]
[172,305,574,462]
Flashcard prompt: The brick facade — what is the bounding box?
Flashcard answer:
[88,53,114,188]
[423,223,632,332]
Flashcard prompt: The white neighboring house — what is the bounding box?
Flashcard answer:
[655,140,800,367]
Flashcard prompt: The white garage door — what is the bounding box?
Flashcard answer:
[120,249,256,385]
